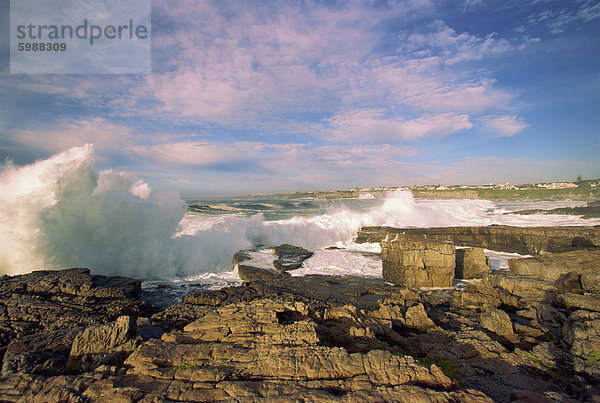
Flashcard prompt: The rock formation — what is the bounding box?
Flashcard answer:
[455,247,491,279]
[381,238,455,288]
[356,225,600,254]
[1,235,600,402]
[508,249,600,281]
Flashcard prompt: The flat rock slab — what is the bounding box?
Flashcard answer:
[508,249,600,282]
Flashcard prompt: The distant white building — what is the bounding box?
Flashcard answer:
[538,182,579,189]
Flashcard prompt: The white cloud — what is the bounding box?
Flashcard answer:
[129,141,262,166]
[325,109,472,143]
[526,2,600,35]
[10,119,140,157]
[400,20,515,65]
[3,0,524,146]
[123,1,518,135]
[463,0,482,12]
[124,139,418,192]
[481,115,528,137]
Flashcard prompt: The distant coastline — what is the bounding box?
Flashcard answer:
[279,179,600,201]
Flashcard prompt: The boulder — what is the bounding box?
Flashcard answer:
[451,282,518,309]
[404,303,436,331]
[562,310,600,358]
[484,271,555,300]
[581,271,600,294]
[555,271,585,294]
[556,293,600,312]
[69,316,137,359]
[480,308,515,339]
[172,299,317,347]
[381,238,455,288]
[455,247,491,279]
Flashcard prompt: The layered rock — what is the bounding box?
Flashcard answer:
[356,225,600,255]
[2,231,600,402]
[479,307,516,340]
[508,249,600,281]
[233,244,314,282]
[0,268,155,350]
[381,238,455,288]
[455,247,491,279]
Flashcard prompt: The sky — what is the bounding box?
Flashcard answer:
[1,0,599,196]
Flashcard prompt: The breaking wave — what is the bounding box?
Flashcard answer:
[1,145,597,278]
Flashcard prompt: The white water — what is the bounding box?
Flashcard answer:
[1,145,598,279]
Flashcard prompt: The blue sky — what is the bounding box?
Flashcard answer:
[1,0,599,196]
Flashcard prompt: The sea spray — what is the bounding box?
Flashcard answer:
[0,145,190,277]
[2,145,599,279]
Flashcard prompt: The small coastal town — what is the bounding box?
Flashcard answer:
[288,178,600,201]
[359,179,599,192]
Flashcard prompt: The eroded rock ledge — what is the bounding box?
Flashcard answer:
[1,228,600,402]
[356,225,600,254]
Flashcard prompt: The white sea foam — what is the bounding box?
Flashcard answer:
[0,145,189,277]
[289,249,382,277]
[358,192,376,200]
[2,145,599,280]
[484,249,532,270]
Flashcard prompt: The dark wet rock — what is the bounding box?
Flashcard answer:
[233,250,284,282]
[1,329,80,376]
[184,283,260,306]
[272,244,314,271]
[0,268,156,350]
[10,267,141,299]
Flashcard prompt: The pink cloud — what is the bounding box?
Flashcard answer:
[481,115,528,137]
[129,141,262,166]
[402,20,515,64]
[10,119,139,158]
[325,109,472,142]
[130,0,512,133]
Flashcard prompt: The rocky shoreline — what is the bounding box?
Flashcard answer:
[1,226,600,402]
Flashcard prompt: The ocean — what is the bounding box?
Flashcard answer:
[1,145,599,292]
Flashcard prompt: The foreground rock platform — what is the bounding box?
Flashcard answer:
[2,232,600,401]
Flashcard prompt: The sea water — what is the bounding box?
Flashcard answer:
[1,145,598,290]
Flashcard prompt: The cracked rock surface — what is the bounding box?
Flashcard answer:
[1,235,600,402]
